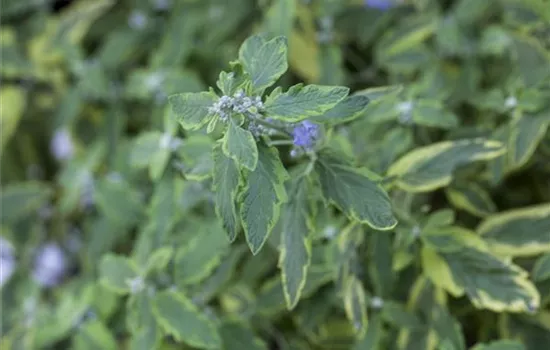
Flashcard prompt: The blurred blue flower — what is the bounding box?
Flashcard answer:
[32,243,67,288]
[365,0,394,10]
[50,128,74,162]
[0,237,16,289]
[292,120,320,150]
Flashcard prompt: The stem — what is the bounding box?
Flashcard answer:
[301,151,318,177]
[253,117,293,138]
[267,139,294,146]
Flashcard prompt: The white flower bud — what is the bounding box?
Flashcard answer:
[145,72,165,91]
[159,133,172,150]
[505,96,517,109]
[323,225,337,239]
[411,225,421,238]
[370,296,384,309]
[128,10,148,30]
[127,276,145,294]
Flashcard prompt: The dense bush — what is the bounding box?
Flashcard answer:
[1,0,550,349]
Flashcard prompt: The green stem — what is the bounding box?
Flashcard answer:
[253,117,293,138]
[267,139,294,146]
[301,151,318,177]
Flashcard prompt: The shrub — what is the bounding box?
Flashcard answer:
[1,0,550,349]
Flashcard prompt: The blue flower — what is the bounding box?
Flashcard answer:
[364,0,394,10]
[292,120,320,150]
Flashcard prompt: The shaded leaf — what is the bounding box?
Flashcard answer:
[279,176,313,309]
[239,35,288,93]
[222,120,258,171]
[213,144,242,242]
[388,138,506,192]
[265,84,349,122]
[152,290,221,349]
[315,152,397,230]
[169,91,217,130]
[239,143,289,254]
[422,228,540,312]
[478,203,550,257]
[99,254,140,295]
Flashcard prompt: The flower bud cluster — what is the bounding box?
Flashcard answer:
[208,89,264,122]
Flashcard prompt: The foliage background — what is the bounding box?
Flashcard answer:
[1,0,550,349]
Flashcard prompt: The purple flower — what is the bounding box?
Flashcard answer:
[365,0,394,10]
[292,120,320,150]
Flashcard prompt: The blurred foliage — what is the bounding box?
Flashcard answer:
[1,0,550,349]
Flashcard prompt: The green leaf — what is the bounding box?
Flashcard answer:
[511,33,550,87]
[343,276,368,337]
[129,131,163,169]
[132,174,177,266]
[388,138,506,192]
[532,253,550,282]
[471,340,525,350]
[72,320,117,350]
[477,203,550,257]
[192,246,247,304]
[174,221,230,286]
[219,319,268,350]
[501,313,550,350]
[432,303,466,350]
[216,64,249,96]
[311,95,370,125]
[315,152,397,230]
[352,313,383,350]
[421,228,540,312]
[377,16,437,60]
[368,231,394,297]
[177,135,214,181]
[279,176,313,310]
[168,91,217,130]
[264,83,349,122]
[410,100,459,129]
[445,182,497,218]
[144,247,173,275]
[239,35,288,92]
[126,290,157,335]
[152,290,221,349]
[0,182,52,224]
[239,143,289,255]
[212,144,242,242]
[354,85,403,100]
[263,0,296,38]
[381,302,424,330]
[0,86,26,150]
[256,267,334,315]
[222,120,258,171]
[289,30,321,83]
[99,254,140,295]
[508,113,550,170]
[129,326,160,350]
[94,177,145,228]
